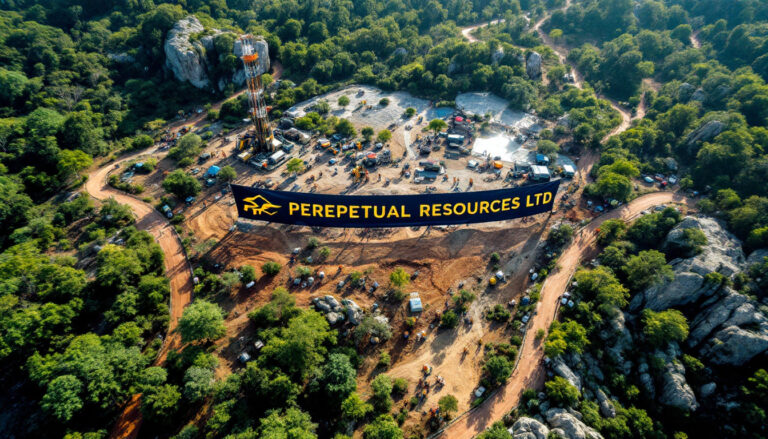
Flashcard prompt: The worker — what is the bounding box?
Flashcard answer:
[469,178,474,186]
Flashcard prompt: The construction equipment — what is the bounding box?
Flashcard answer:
[239,35,276,153]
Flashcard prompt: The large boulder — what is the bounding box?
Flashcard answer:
[596,389,616,418]
[165,16,269,90]
[164,16,209,88]
[659,359,698,411]
[684,120,724,152]
[510,417,550,439]
[630,216,746,312]
[545,409,604,439]
[491,46,505,65]
[688,288,756,346]
[552,358,582,392]
[526,52,542,79]
[699,324,768,366]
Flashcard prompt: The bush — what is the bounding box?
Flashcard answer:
[262,261,282,275]
[307,237,320,249]
[392,378,408,395]
[379,97,390,106]
[486,304,511,322]
[490,252,501,263]
[545,376,580,407]
[441,310,459,328]
[378,351,391,369]
[389,267,410,287]
[318,246,331,260]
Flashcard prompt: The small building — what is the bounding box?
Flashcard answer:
[530,165,551,182]
[206,165,221,178]
[562,164,576,177]
[409,297,423,313]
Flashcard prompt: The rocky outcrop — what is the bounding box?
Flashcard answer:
[691,88,706,102]
[699,324,768,366]
[684,120,724,152]
[552,358,582,392]
[602,313,634,374]
[165,16,269,90]
[164,16,210,88]
[596,389,616,418]
[700,382,716,398]
[510,417,550,439]
[638,361,655,399]
[630,216,745,312]
[659,359,699,411]
[689,288,753,345]
[545,409,604,439]
[526,52,542,79]
[678,82,696,101]
[343,298,362,325]
[492,46,505,65]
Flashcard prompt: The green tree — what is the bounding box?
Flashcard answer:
[57,149,93,184]
[438,394,458,418]
[178,300,226,343]
[428,119,447,134]
[259,311,336,379]
[364,414,402,439]
[183,366,214,402]
[545,376,580,407]
[641,309,689,347]
[354,315,393,344]
[259,407,317,438]
[218,165,236,182]
[484,355,512,386]
[338,95,350,107]
[168,133,202,163]
[163,170,201,199]
[362,126,375,140]
[389,267,409,288]
[590,172,632,202]
[625,250,673,291]
[336,119,356,137]
[377,130,392,143]
[596,219,627,246]
[405,107,416,117]
[141,384,181,423]
[41,375,83,422]
[262,261,282,276]
[286,157,305,175]
[318,353,357,405]
[240,265,256,283]
[371,374,393,412]
[441,310,459,328]
[342,392,373,421]
[476,422,512,439]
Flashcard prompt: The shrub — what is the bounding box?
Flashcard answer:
[378,351,391,369]
[379,97,390,106]
[262,261,282,275]
[490,252,501,263]
[307,237,320,249]
[441,310,459,328]
[486,304,511,322]
[392,378,408,395]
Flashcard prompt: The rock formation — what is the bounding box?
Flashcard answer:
[545,408,604,439]
[510,417,550,439]
[526,52,542,79]
[630,216,745,312]
[164,15,269,90]
[164,16,210,88]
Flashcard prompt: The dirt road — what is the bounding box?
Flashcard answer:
[436,191,691,439]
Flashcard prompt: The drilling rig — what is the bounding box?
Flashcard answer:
[238,34,277,156]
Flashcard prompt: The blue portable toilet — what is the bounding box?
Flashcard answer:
[409,298,423,313]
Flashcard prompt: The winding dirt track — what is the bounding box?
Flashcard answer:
[435,192,691,439]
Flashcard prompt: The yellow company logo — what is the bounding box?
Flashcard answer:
[242,195,281,216]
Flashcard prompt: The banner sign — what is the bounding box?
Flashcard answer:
[231,180,560,228]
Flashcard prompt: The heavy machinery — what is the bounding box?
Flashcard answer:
[238,35,278,156]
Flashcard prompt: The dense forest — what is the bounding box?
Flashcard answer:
[0,0,767,438]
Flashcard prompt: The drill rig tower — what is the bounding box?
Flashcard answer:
[239,35,275,153]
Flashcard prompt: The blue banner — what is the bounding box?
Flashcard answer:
[231,180,560,228]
